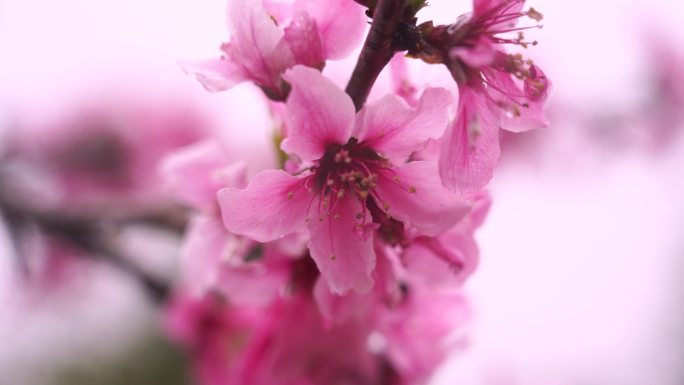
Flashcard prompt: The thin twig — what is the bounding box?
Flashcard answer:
[346,0,407,111]
[0,190,173,303]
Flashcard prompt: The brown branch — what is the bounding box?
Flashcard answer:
[0,189,173,303]
[346,0,407,111]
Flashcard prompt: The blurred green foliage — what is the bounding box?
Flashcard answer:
[56,334,190,385]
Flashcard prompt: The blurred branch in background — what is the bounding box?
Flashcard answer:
[0,97,208,304]
[0,179,176,303]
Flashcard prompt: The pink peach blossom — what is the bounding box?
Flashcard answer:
[219,66,470,294]
[432,0,551,192]
[186,0,366,99]
[161,140,303,303]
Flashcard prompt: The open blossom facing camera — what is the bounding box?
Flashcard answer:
[219,66,470,294]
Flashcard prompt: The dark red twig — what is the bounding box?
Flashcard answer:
[0,187,173,303]
[346,0,407,111]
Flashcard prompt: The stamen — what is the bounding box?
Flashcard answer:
[527,7,543,22]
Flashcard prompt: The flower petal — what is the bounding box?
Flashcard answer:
[284,12,324,68]
[377,287,470,384]
[313,277,372,327]
[228,0,294,90]
[218,170,310,242]
[403,192,492,289]
[403,233,477,289]
[215,253,291,307]
[373,243,404,305]
[308,195,375,294]
[450,37,496,68]
[484,67,550,132]
[439,87,501,194]
[356,88,452,160]
[389,53,419,105]
[295,0,367,60]
[375,161,471,236]
[281,66,356,161]
[179,215,248,295]
[161,140,246,210]
[181,57,247,92]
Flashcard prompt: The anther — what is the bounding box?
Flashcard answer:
[527,8,543,22]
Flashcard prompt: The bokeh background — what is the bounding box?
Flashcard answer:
[1,0,683,384]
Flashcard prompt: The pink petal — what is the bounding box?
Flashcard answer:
[389,53,419,105]
[450,37,496,68]
[271,231,309,258]
[179,215,247,295]
[473,0,525,30]
[228,0,295,90]
[281,66,356,161]
[161,140,246,210]
[218,170,311,242]
[308,195,375,294]
[295,0,367,60]
[215,254,291,307]
[180,216,300,306]
[524,64,551,102]
[375,161,471,237]
[378,288,470,383]
[403,192,492,289]
[439,87,501,194]
[372,243,404,305]
[181,216,300,306]
[284,12,324,68]
[313,277,372,327]
[403,234,477,289]
[355,88,452,160]
[468,189,493,228]
[181,57,247,92]
[484,67,550,132]
[262,0,294,22]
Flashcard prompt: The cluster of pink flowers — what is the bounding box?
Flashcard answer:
[166,0,550,384]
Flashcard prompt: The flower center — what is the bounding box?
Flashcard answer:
[312,138,388,203]
[299,139,411,245]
